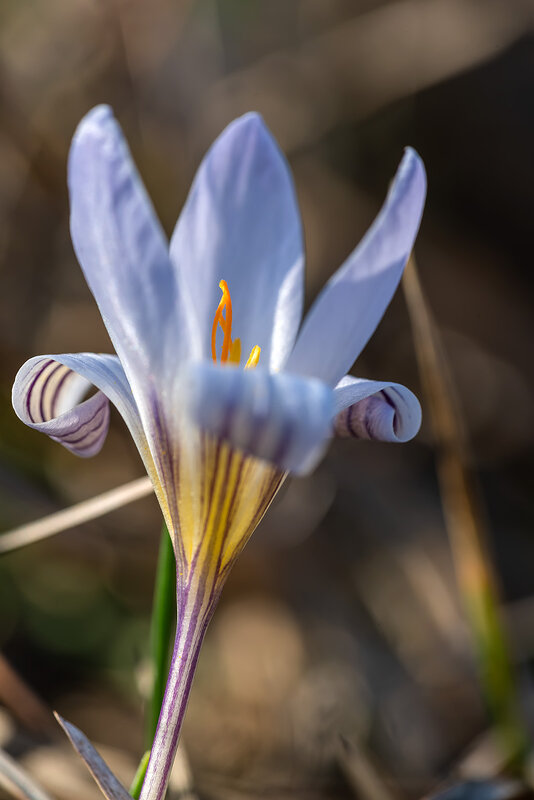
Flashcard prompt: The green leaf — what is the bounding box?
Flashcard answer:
[146,524,176,746]
[129,751,150,800]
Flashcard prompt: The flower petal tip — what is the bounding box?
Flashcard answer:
[77,103,114,127]
[69,105,126,186]
[285,145,427,386]
[228,110,267,136]
[71,105,117,147]
[217,111,281,161]
[400,146,427,203]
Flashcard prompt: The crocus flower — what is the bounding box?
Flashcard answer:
[12,106,425,800]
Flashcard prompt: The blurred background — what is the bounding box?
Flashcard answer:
[1,0,534,798]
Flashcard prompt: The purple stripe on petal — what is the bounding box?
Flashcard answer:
[218,468,285,580]
[333,375,421,443]
[39,362,63,422]
[25,359,53,423]
[50,367,74,418]
[61,404,108,444]
[12,353,146,461]
[46,392,110,457]
[183,363,334,475]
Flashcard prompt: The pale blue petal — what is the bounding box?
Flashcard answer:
[286,148,426,386]
[68,106,193,416]
[182,364,334,475]
[12,353,146,457]
[334,375,421,442]
[170,113,304,371]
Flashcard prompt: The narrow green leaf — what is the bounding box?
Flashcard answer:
[146,524,176,746]
[129,751,150,800]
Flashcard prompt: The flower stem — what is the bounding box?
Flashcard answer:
[139,582,214,800]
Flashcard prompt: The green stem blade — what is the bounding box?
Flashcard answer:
[146,524,177,747]
[129,751,150,799]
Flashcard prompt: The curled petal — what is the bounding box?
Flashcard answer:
[170,113,304,371]
[287,148,426,386]
[334,375,421,442]
[12,353,145,457]
[13,357,108,456]
[183,364,334,474]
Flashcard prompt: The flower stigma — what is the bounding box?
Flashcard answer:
[211,279,261,369]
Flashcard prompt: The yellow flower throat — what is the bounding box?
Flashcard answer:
[211,280,260,369]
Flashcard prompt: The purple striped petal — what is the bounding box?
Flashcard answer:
[170,113,304,371]
[182,364,334,475]
[12,353,145,458]
[334,375,421,442]
[286,148,426,386]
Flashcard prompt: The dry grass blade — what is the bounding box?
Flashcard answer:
[0,477,153,555]
[54,714,132,800]
[0,59,64,197]
[402,256,527,769]
[0,747,55,800]
[403,256,486,578]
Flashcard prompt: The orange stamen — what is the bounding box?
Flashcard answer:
[211,279,233,363]
[211,280,261,369]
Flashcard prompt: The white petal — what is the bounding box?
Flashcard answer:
[170,113,304,371]
[334,375,421,442]
[286,148,426,385]
[182,363,334,475]
[68,106,194,422]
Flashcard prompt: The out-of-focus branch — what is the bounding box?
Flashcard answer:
[0,747,54,800]
[0,477,153,555]
[0,61,64,196]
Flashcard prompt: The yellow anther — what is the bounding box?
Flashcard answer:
[229,338,242,364]
[211,280,261,369]
[245,345,261,370]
